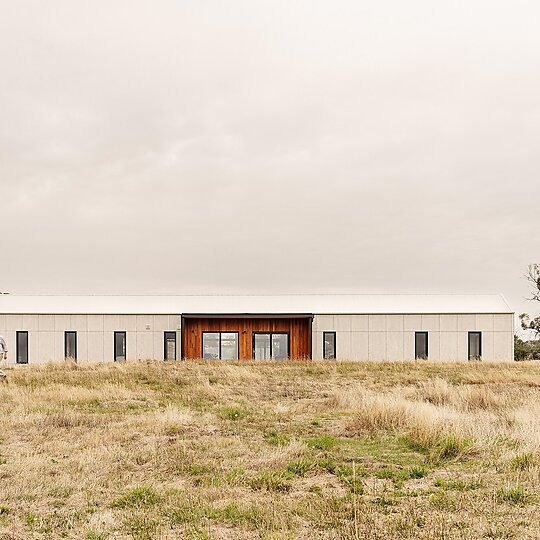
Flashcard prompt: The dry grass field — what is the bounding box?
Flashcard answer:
[1,360,540,539]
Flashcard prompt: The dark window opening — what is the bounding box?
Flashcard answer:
[16,331,28,364]
[468,332,482,360]
[415,332,428,359]
[323,332,336,359]
[65,331,77,361]
[164,332,176,360]
[114,332,126,361]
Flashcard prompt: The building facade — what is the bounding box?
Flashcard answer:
[0,295,514,363]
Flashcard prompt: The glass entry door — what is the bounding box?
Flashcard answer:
[253,334,271,360]
[253,333,289,360]
[271,334,288,360]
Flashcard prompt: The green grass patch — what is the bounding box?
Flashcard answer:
[250,471,293,492]
[497,484,529,506]
[86,533,108,540]
[433,478,482,491]
[306,435,339,451]
[374,465,426,482]
[23,512,38,527]
[425,435,473,464]
[430,491,459,512]
[375,466,397,480]
[206,502,279,530]
[286,458,314,477]
[112,486,161,509]
[219,407,246,421]
[315,458,365,494]
[510,452,536,471]
[187,465,212,476]
[167,503,201,525]
[339,475,364,494]
[126,514,159,539]
[265,431,290,446]
[372,496,397,507]
[317,457,339,474]
[346,435,426,469]
[405,465,428,479]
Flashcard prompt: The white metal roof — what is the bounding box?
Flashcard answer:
[0,294,513,315]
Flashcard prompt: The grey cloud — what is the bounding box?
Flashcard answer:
[0,0,539,318]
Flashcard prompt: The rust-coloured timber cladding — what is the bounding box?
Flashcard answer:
[182,317,312,359]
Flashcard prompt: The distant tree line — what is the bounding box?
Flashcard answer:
[514,335,540,361]
[516,264,540,360]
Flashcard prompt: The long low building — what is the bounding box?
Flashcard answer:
[0,294,514,363]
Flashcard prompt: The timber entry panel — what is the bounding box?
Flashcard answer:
[182,316,312,360]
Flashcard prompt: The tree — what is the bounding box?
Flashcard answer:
[520,264,540,337]
[514,334,540,361]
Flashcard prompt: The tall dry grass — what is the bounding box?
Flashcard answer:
[0,360,539,539]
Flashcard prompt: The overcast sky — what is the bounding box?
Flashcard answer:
[1,1,539,318]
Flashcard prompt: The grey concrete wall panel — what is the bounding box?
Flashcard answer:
[369,315,386,332]
[440,315,458,332]
[369,332,386,360]
[439,332,459,360]
[386,315,404,332]
[351,332,369,360]
[387,332,404,360]
[351,315,369,331]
